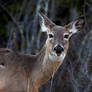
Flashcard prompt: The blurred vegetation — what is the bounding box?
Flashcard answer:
[0,0,92,49]
[0,0,92,92]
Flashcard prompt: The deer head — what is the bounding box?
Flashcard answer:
[39,13,85,62]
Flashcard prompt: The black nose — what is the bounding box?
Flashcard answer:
[54,45,64,55]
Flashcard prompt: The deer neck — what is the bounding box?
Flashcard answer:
[37,44,61,71]
[32,45,61,87]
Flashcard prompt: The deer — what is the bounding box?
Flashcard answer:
[0,13,85,92]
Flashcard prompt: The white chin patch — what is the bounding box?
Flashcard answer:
[49,52,66,62]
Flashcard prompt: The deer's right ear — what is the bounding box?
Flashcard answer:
[65,16,85,35]
[38,12,56,32]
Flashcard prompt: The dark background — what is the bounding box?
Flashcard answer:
[0,0,92,92]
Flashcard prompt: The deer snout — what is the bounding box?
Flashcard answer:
[54,45,64,56]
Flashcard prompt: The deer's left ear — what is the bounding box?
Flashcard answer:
[65,16,85,35]
[38,12,56,32]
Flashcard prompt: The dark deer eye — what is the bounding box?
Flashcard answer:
[64,33,69,39]
[48,34,54,38]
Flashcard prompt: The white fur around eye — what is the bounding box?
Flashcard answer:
[0,65,5,69]
[48,32,54,40]
[63,33,69,40]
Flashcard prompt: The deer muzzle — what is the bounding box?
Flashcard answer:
[54,45,64,56]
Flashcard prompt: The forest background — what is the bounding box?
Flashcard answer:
[0,0,92,92]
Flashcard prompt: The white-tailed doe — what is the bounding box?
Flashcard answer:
[0,13,85,92]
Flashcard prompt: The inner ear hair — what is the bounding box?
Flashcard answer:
[39,12,56,29]
[65,15,85,31]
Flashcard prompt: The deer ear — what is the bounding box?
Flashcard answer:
[66,16,85,35]
[38,12,56,32]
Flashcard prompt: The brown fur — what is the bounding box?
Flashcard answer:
[0,45,61,92]
[0,14,85,92]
